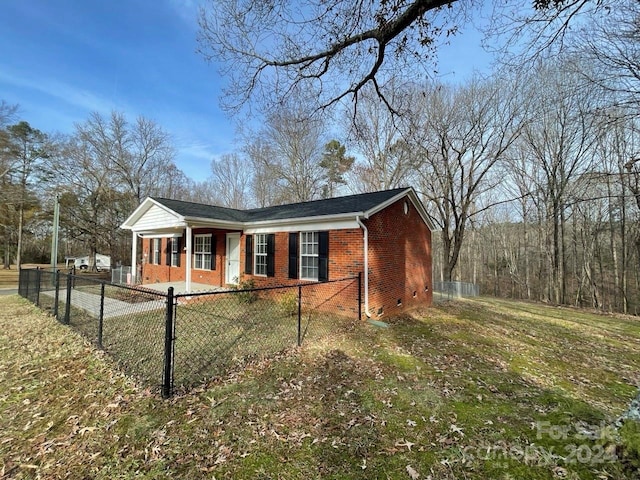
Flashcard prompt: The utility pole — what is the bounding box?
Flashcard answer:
[50,195,60,270]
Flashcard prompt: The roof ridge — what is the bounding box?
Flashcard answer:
[244,186,410,214]
[153,187,410,214]
[151,196,244,213]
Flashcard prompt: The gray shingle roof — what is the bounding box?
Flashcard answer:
[149,197,247,222]
[152,187,409,223]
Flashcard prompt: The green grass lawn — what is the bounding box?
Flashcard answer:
[2,294,640,479]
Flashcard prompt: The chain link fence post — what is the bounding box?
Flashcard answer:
[53,269,60,319]
[24,269,30,300]
[35,267,42,307]
[297,285,302,346]
[63,273,72,325]
[98,282,105,348]
[162,287,175,399]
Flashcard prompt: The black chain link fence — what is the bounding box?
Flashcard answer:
[19,267,168,389]
[172,276,361,390]
[18,268,361,397]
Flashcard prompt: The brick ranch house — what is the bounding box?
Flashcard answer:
[120,187,433,317]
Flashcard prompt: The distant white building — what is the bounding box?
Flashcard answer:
[65,253,111,271]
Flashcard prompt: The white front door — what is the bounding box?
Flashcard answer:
[225,233,241,284]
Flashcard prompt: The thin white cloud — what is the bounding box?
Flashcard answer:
[0,67,124,116]
[178,141,216,161]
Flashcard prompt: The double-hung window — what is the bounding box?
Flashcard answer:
[169,238,179,267]
[300,232,319,280]
[152,238,161,265]
[194,234,212,270]
[254,233,268,276]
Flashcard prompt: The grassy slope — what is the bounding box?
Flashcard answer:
[1,295,639,479]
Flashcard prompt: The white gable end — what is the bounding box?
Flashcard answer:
[133,204,184,231]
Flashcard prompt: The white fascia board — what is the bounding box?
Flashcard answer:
[120,198,153,229]
[183,216,244,230]
[364,187,435,231]
[244,215,361,234]
[363,188,411,218]
[120,197,185,230]
[138,231,184,238]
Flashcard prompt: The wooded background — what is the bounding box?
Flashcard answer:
[3,0,640,313]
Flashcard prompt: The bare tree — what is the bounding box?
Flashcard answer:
[569,0,640,111]
[514,58,600,304]
[243,137,281,208]
[410,75,523,281]
[198,0,612,115]
[197,0,469,114]
[209,153,252,209]
[346,85,418,192]
[46,135,125,268]
[244,98,328,204]
[489,0,616,64]
[75,111,176,205]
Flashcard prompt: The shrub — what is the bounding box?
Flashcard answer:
[231,278,258,304]
[619,420,640,472]
[279,291,298,317]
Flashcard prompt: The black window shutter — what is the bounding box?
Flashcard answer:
[176,237,181,267]
[318,231,329,282]
[266,234,275,277]
[211,235,216,270]
[165,239,171,266]
[288,233,298,279]
[245,235,253,274]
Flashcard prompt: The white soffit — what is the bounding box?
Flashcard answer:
[244,218,360,234]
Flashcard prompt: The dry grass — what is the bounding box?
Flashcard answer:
[2,294,640,479]
[0,266,19,288]
[0,264,70,288]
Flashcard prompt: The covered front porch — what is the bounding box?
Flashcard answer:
[120,197,247,294]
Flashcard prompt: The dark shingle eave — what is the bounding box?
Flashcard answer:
[124,187,431,230]
[243,187,410,221]
[150,197,249,223]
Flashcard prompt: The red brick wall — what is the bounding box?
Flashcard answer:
[240,229,364,288]
[366,197,433,317]
[139,199,432,318]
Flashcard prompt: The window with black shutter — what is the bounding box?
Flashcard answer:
[318,231,329,282]
[245,235,253,274]
[211,235,217,270]
[173,237,181,267]
[288,233,298,279]
[266,234,275,277]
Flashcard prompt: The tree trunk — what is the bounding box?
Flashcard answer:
[3,226,11,269]
[16,206,23,269]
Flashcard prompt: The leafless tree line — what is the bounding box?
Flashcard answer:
[4,0,640,315]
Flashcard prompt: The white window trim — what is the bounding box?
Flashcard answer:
[254,233,268,277]
[193,234,212,270]
[152,238,161,265]
[170,237,179,267]
[300,231,319,281]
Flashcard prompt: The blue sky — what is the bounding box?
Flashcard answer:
[0,1,493,181]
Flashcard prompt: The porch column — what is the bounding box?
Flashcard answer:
[185,225,192,293]
[131,231,137,284]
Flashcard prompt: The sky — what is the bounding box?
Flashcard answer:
[0,1,494,181]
